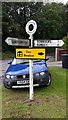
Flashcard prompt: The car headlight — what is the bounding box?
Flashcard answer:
[11,75,15,79]
[40,72,45,76]
[6,75,10,79]
[23,75,26,78]
[35,73,39,76]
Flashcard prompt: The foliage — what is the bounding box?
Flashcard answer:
[63,33,68,49]
[2,2,68,51]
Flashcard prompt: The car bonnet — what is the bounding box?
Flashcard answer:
[6,61,48,75]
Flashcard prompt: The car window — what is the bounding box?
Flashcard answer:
[11,58,44,65]
[12,58,29,65]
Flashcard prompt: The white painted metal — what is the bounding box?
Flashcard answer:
[34,40,64,47]
[29,59,33,100]
[25,20,37,101]
[5,37,29,46]
[29,35,34,101]
[6,37,64,47]
[25,20,37,35]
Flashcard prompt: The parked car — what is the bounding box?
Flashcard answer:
[3,58,51,89]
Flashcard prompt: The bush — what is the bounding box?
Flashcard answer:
[63,33,68,49]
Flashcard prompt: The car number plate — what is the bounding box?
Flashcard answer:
[17,80,29,84]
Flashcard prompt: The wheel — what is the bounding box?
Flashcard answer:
[4,81,12,89]
[46,73,51,86]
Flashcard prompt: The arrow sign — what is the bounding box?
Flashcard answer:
[34,40,64,47]
[38,52,44,55]
[5,37,64,48]
[16,48,45,59]
[5,37,29,46]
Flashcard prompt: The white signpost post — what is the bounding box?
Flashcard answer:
[25,20,37,101]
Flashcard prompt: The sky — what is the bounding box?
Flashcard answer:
[54,0,68,4]
[0,0,68,4]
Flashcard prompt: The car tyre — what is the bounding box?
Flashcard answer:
[4,81,12,89]
[46,73,51,86]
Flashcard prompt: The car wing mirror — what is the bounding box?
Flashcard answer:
[8,60,12,64]
[45,57,49,61]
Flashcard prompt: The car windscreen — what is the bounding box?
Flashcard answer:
[11,58,43,65]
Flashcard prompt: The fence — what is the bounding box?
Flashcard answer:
[57,48,68,61]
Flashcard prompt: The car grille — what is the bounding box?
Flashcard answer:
[17,74,29,79]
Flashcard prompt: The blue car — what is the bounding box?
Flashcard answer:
[3,58,51,89]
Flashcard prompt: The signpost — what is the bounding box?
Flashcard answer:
[34,40,64,47]
[5,38,64,48]
[16,48,45,59]
[5,37,29,47]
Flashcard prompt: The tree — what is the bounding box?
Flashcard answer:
[63,33,68,49]
[2,2,68,52]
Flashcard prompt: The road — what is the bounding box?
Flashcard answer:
[47,61,62,67]
[0,59,62,85]
[0,60,2,85]
[0,60,9,86]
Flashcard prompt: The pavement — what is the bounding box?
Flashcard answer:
[0,60,9,85]
[0,59,62,85]
[47,61,62,68]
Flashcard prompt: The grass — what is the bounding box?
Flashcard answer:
[2,67,67,118]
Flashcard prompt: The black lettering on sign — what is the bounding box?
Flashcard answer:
[17,51,23,57]
[12,40,17,44]
[26,50,31,53]
[24,54,34,57]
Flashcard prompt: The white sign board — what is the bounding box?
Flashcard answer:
[5,37,29,46]
[34,40,64,47]
[25,20,37,36]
